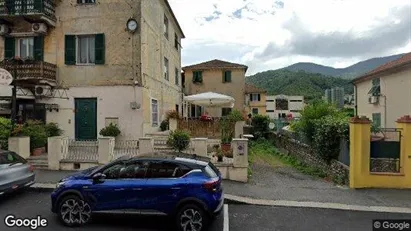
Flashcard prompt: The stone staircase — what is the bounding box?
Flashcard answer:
[145,131,173,151]
[27,154,48,170]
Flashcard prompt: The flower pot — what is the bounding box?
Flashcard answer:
[31,147,43,156]
[217,155,223,162]
[221,143,231,153]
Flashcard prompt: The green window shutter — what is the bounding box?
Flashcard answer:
[33,36,44,61]
[372,113,381,127]
[258,94,261,101]
[95,33,105,65]
[4,37,15,59]
[227,71,231,82]
[222,71,225,83]
[193,72,197,82]
[198,71,203,82]
[64,35,76,65]
[249,94,252,101]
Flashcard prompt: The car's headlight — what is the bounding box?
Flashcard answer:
[55,181,65,189]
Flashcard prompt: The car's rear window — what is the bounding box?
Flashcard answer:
[203,164,218,178]
[0,152,27,165]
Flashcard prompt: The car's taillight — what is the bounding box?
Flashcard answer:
[203,178,219,192]
[29,164,34,172]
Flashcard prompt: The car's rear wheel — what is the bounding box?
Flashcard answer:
[57,195,92,227]
[176,204,208,231]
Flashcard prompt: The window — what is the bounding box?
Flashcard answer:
[175,104,179,114]
[368,78,381,96]
[222,108,232,116]
[102,163,124,179]
[174,33,179,50]
[372,113,381,128]
[118,161,148,179]
[164,15,169,39]
[146,162,182,178]
[222,71,231,83]
[164,57,169,80]
[65,34,104,65]
[267,110,274,113]
[0,152,27,166]
[266,100,274,102]
[203,165,218,178]
[252,108,259,114]
[276,99,289,110]
[175,67,179,85]
[16,37,34,59]
[290,110,302,113]
[250,93,260,102]
[151,99,158,126]
[77,35,95,64]
[290,100,302,102]
[193,71,203,83]
[77,0,96,4]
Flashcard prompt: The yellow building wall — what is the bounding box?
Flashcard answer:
[184,69,246,117]
[349,116,411,189]
[245,93,267,115]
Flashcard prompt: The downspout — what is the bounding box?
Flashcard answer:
[354,84,358,116]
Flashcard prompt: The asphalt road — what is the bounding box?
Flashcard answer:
[229,204,411,231]
[0,191,224,231]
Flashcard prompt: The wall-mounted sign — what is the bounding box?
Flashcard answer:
[238,143,245,155]
[0,68,12,86]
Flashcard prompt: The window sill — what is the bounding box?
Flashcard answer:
[76,3,97,6]
[75,63,97,66]
[370,172,404,176]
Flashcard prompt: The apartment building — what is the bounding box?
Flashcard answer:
[0,0,184,140]
[244,83,267,115]
[266,95,304,119]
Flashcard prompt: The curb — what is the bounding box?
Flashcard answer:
[28,183,55,192]
[224,194,411,214]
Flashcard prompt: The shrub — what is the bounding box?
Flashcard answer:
[45,123,63,137]
[220,118,235,144]
[312,115,349,162]
[99,123,121,137]
[227,109,244,122]
[251,114,271,139]
[0,117,11,149]
[165,110,180,120]
[292,101,339,143]
[160,120,169,131]
[167,130,190,152]
[18,122,48,150]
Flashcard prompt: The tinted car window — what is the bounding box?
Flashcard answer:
[146,162,181,178]
[102,163,124,179]
[0,152,27,166]
[203,164,218,178]
[119,161,148,179]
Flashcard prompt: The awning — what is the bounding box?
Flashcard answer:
[183,92,235,108]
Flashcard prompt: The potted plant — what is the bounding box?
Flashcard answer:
[167,130,190,153]
[217,149,224,162]
[220,117,234,153]
[99,123,121,137]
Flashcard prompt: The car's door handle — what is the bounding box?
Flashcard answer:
[133,188,143,191]
[114,188,125,191]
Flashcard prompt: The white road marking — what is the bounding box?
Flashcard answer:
[223,204,229,231]
[225,194,411,214]
[30,183,55,189]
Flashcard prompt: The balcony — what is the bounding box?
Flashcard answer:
[0,59,57,85]
[0,0,57,27]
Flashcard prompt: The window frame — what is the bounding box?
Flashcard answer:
[164,15,169,39]
[250,93,260,102]
[15,37,34,59]
[76,35,96,65]
[174,33,179,50]
[175,67,179,85]
[151,98,159,127]
[77,0,96,4]
[252,108,259,115]
[223,70,232,83]
[192,71,203,83]
[368,78,381,96]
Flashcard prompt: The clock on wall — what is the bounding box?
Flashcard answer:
[126,18,138,33]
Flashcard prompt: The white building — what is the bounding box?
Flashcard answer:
[266,95,304,120]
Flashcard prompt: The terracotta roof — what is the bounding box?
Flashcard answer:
[182,59,248,71]
[245,83,266,93]
[352,52,411,84]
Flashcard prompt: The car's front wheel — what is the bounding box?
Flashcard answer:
[176,204,208,231]
[58,195,92,227]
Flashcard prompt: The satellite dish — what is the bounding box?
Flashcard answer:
[269,122,275,129]
[0,68,13,86]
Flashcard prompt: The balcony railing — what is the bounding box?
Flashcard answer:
[0,59,57,83]
[0,0,56,25]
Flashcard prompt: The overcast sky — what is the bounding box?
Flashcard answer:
[168,0,411,75]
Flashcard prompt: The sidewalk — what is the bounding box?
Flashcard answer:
[32,166,411,210]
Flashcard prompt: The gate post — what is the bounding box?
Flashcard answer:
[396,116,411,178]
[349,116,371,188]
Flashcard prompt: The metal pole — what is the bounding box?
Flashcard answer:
[10,66,17,128]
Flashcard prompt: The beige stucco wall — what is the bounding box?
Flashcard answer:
[140,0,183,134]
[38,86,144,140]
[184,69,246,117]
[355,67,411,128]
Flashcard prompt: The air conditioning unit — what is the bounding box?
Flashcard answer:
[368,96,379,104]
[32,23,47,34]
[35,85,52,97]
[0,24,9,36]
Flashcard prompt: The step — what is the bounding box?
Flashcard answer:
[32,163,48,170]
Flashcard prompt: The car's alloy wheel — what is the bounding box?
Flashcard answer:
[59,196,91,226]
[179,206,205,231]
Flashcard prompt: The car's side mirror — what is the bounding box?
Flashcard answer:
[92,173,106,181]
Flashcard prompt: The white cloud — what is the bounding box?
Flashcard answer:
[169,0,411,75]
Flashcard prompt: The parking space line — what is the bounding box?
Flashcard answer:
[223,204,229,231]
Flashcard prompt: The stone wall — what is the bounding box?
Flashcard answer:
[270,132,350,185]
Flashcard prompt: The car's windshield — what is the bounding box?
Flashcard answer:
[0,152,27,168]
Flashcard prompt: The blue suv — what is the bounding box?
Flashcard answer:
[51,154,223,231]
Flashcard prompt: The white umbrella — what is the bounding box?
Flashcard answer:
[183,92,235,108]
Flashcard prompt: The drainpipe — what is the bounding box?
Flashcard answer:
[354,84,358,116]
